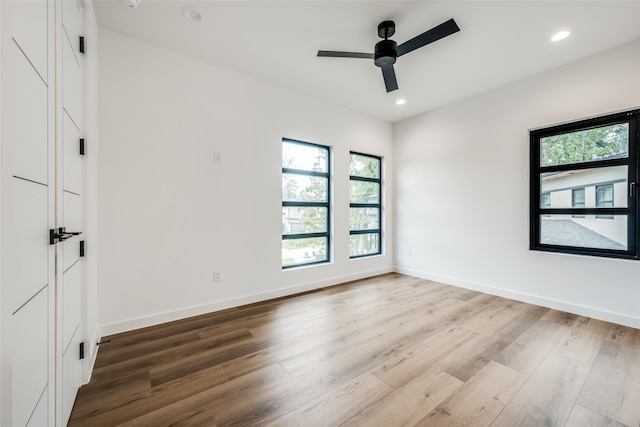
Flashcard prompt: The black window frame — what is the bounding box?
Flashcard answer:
[530,109,639,260]
[349,151,382,259]
[282,138,331,269]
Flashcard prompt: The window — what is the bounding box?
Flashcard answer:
[571,188,585,218]
[530,109,639,259]
[282,139,330,268]
[596,184,614,219]
[349,152,381,258]
[541,192,551,208]
[571,188,585,208]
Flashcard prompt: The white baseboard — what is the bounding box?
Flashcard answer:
[100,267,394,336]
[395,267,640,329]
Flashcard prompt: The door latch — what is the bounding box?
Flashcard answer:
[49,227,82,245]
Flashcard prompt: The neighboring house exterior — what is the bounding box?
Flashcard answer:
[282,206,304,234]
[540,164,627,249]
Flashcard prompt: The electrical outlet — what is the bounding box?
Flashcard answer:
[407,248,412,257]
[214,270,222,282]
[214,152,222,164]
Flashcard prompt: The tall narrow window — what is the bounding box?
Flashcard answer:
[349,152,381,258]
[596,184,614,208]
[572,188,585,208]
[530,109,639,259]
[282,139,330,268]
[572,188,585,218]
[541,192,551,208]
[596,184,614,219]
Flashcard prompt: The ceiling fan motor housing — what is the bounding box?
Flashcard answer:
[374,39,397,67]
[317,17,459,92]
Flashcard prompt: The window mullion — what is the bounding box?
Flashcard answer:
[283,201,329,208]
[539,157,629,174]
[282,167,329,178]
[350,229,381,235]
[349,175,380,183]
[350,203,380,209]
[540,208,628,216]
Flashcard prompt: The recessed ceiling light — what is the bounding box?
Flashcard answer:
[181,6,202,22]
[396,99,406,105]
[551,30,570,42]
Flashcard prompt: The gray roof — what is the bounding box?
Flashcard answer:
[541,218,626,250]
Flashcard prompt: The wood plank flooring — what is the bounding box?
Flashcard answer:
[69,273,640,426]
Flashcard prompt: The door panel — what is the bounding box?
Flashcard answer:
[4,0,48,83]
[62,0,82,58]
[63,110,82,195]
[62,237,82,273]
[27,387,50,427]
[1,1,52,425]
[62,193,82,272]
[60,190,82,426]
[3,178,48,314]
[62,261,81,352]
[59,1,84,423]
[12,289,49,427]
[62,329,81,423]
[61,262,81,424]
[62,27,81,128]
[4,39,48,184]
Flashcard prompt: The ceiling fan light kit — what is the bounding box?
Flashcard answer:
[318,18,460,93]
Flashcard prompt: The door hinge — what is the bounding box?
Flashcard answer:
[80,138,85,156]
[79,36,85,54]
[79,342,85,360]
[80,240,85,257]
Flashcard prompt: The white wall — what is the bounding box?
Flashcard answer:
[394,39,640,328]
[97,29,393,335]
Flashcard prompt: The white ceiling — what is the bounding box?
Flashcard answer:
[93,1,640,123]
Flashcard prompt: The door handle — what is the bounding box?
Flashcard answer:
[49,227,82,245]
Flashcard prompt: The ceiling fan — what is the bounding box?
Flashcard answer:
[318,19,460,93]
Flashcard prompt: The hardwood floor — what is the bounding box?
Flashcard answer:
[69,273,640,426]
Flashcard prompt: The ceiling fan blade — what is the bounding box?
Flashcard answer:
[317,50,374,59]
[381,65,398,92]
[396,18,460,57]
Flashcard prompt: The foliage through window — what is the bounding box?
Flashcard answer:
[282,139,330,268]
[349,152,381,258]
[530,109,639,259]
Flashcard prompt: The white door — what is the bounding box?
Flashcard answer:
[1,1,54,425]
[1,1,85,425]
[58,0,85,425]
